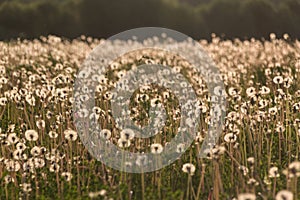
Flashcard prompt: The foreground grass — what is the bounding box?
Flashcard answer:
[0,35,299,200]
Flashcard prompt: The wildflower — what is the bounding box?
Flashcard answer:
[258,99,268,109]
[88,189,107,198]
[182,163,196,176]
[150,98,161,107]
[125,161,133,168]
[283,161,300,178]
[273,76,283,84]
[99,189,107,196]
[214,86,226,97]
[14,94,21,103]
[64,129,78,141]
[79,94,89,102]
[270,33,276,40]
[25,130,39,141]
[247,157,255,166]
[247,178,259,186]
[263,176,272,185]
[13,150,23,160]
[36,119,45,129]
[98,75,108,85]
[116,70,126,79]
[195,133,204,143]
[0,77,8,84]
[246,87,256,97]
[136,93,149,102]
[23,159,34,172]
[275,190,293,200]
[50,163,60,172]
[162,91,170,100]
[0,97,7,106]
[293,103,300,113]
[77,108,89,118]
[210,145,226,158]
[237,193,256,200]
[21,183,32,193]
[16,142,27,151]
[99,129,112,140]
[96,85,106,93]
[19,88,28,96]
[228,87,240,96]
[88,192,100,199]
[4,175,13,184]
[78,69,90,79]
[0,65,5,75]
[34,158,45,168]
[176,143,185,153]
[259,86,270,95]
[136,155,148,166]
[25,94,35,106]
[7,127,15,137]
[224,133,237,143]
[120,128,135,140]
[49,131,58,139]
[31,146,41,156]
[275,123,285,133]
[139,85,151,93]
[5,160,21,172]
[104,91,113,100]
[283,77,292,88]
[268,107,278,116]
[89,112,99,122]
[117,138,130,148]
[150,143,163,154]
[269,166,280,178]
[186,117,197,127]
[239,165,249,176]
[7,133,19,144]
[61,172,73,181]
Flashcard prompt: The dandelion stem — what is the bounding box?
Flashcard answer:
[141,169,145,200]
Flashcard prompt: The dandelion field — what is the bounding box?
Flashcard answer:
[0,34,300,200]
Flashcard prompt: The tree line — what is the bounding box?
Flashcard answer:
[0,0,300,40]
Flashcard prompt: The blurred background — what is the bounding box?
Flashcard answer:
[0,0,299,40]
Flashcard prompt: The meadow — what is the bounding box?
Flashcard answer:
[0,34,299,200]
